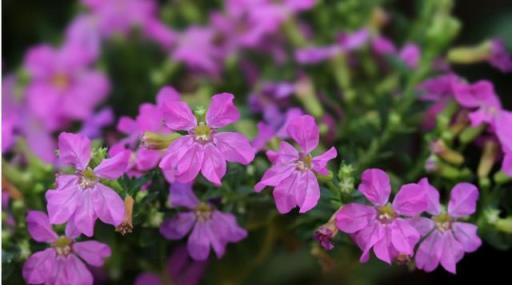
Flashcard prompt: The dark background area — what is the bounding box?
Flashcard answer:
[2,0,511,284]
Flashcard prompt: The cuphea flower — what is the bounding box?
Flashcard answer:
[134,246,207,285]
[159,93,255,185]
[412,179,481,273]
[255,115,337,213]
[335,169,427,264]
[24,44,110,131]
[159,183,247,261]
[452,79,502,127]
[23,211,111,285]
[46,132,130,236]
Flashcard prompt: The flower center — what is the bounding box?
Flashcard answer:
[195,202,213,222]
[51,73,70,90]
[79,168,97,189]
[296,154,313,171]
[433,213,452,232]
[377,204,396,224]
[53,236,73,256]
[193,123,213,143]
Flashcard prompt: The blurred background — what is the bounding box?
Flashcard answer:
[3,0,512,284]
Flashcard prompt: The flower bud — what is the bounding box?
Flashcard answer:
[142,132,181,150]
[477,140,498,179]
[430,140,464,165]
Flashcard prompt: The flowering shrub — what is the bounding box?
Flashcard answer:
[2,0,512,284]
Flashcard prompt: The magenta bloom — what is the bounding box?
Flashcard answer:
[24,44,109,131]
[160,183,247,261]
[399,42,421,69]
[452,80,502,127]
[336,169,428,264]
[488,39,512,73]
[255,115,337,213]
[45,133,130,236]
[23,211,111,285]
[159,93,255,185]
[412,179,481,273]
[495,111,512,175]
[134,246,207,285]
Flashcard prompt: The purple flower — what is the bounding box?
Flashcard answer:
[371,36,397,56]
[45,133,130,236]
[22,211,111,285]
[171,27,225,76]
[412,179,481,273]
[159,93,255,185]
[488,39,512,73]
[335,169,428,264]
[255,115,337,213]
[314,226,336,251]
[418,73,460,102]
[81,0,156,38]
[399,42,421,69]
[495,111,512,175]
[160,183,247,261]
[24,44,110,131]
[452,80,502,127]
[80,107,114,139]
[295,46,340,64]
[337,28,370,52]
[252,108,303,151]
[134,246,207,285]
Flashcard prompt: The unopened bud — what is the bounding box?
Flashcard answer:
[459,125,485,144]
[477,140,499,179]
[430,140,464,165]
[447,41,491,64]
[495,217,512,234]
[142,132,181,150]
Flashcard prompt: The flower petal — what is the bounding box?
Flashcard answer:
[418,178,441,215]
[452,222,481,253]
[160,212,197,240]
[71,191,97,237]
[272,171,301,214]
[353,221,384,263]
[201,144,227,186]
[187,222,211,261]
[26,211,58,243]
[335,203,377,234]
[495,110,512,154]
[212,211,247,243]
[295,171,321,213]
[206,93,240,128]
[214,132,255,164]
[58,132,91,170]
[168,183,199,209]
[162,100,197,131]
[91,183,125,227]
[73,241,111,266]
[415,232,442,272]
[254,163,295,192]
[312,147,337,176]
[45,175,81,225]
[135,273,163,285]
[448,183,479,217]
[62,254,93,285]
[286,114,319,153]
[358,168,391,206]
[390,219,420,255]
[439,232,464,274]
[373,230,392,264]
[22,248,56,284]
[93,150,130,179]
[409,217,435,236]
[392,183,427,216]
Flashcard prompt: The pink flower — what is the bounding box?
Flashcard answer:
[45,133,130,236]
[412,179,481,273]
[159,93,255,185]
[488,39,512,73]
[255,115,337,213]
[113,86,180,176]
[23,211,111,285]
[495,111,512,175]
[335,169,427,264]
[159,183,247,261]
[452,80,502,127]
[23,44,110,131]
[398,43,421,69]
